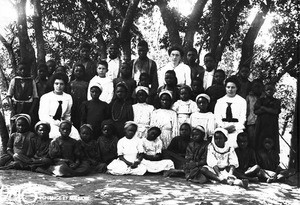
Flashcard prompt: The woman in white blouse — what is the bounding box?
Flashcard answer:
[38,73,80,140]
[214,76,246,148]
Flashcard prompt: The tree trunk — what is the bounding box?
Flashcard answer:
[32,0,46,65]
[210,0,221,57]
[16,0,37,76]
[157,0,181,46]
[96,33,107,60]
[119,0,140,62]
[0,34,17,74]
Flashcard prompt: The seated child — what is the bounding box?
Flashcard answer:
[234,132,260,182]
[190,94,216,140]
[133,86,155,138]
[185,125,209,183]
[107,121,146,175]
[97,120,119,165]
[48,121,89,177]
[202,128,249,188]
[256,138,292,183]
[172,85,198,125]
[0,114,35,170]
[140,127,174,173]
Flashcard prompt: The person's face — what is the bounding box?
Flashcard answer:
[180,124,191,139]
[251,82,263,96]
[59,123,72,138]
[180,88,190,101]
[192,129,204,143]
[74,66,84,80]
[108,44,119,59]
[37,125,50,138]
[16,118,28,133]
[18,65,27,77]
[116,86,127,100]
[191,80,202,93]
[137,46,148,60]
[165,73,176,86]
[80,48,90,59]
[102,125,113,137]
[136,90,148,103]
[90,87,101,100]
[204,56,215,72]
[55,66,66,74]
[46,61,56,75]
[264,140,274,151]
[53,79,65,94]
[214,132,226,148]
[38,68,48,79]
[265,85,275,97]
[160,94,172,109]
[197,97,209,112]
[170,50,181,65]
[97,65,108,78]
[147,129,159,141]
[120,65,131,77]
[214,72,225,84]
[139,76,149,87]
[80,127,92,143]
[237,136,248,149]
[125,125,137,139]
[226,82,237,97]
[239,66,250,79]
[187,51,197,64]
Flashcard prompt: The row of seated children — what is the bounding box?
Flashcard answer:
[0,114,292,189]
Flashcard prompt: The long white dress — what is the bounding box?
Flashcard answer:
[38,91,80,140]
[190,112,216,140]
[107,137,147,175]
[172,99,198,126]
[133,103,155,138]
[150,109,179,149]
[140,138,174,172]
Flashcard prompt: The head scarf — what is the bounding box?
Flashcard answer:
[80,124,93,132]
[34,121,51,132]
[196,93,211,103]
[211,128,230,154]
[135,86,149,95]
[192,125,205,133]
[90,82,103,92]
[158,90,173,99]
[124,121,138,129]
[14,114,31,126]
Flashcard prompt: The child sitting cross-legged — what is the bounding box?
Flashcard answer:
[140,127,174,173]
[201,128,249,188]
[48,120,89,177]
[184,125,209,183]
[107,121,146,175]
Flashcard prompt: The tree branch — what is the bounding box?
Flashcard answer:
[45,28,84,42]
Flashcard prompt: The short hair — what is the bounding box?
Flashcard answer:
[139,72,150,80]
[37,64,48,71]
[187,48,197,54]
[237,132,248,141]
[138,40,148,48]
[46,59,56,65]
[51,72,69,86]
[74,63,85,71]
[168,45,184,57]
[97,60,108,69]
[225,75,241,92]
[214,69,226,77]
[180,85,192,95]
[165,70,176,77]
[80,42,91,51]
[204,53,216,61]
[148,126,161,136]
[180,122,192,132]
[116,82,128,91]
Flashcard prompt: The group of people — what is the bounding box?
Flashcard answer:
[0,40,291,189]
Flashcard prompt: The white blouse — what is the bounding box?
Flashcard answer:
[159,62,191,87]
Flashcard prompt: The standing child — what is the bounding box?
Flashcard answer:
[150,90,178,149]
[110,82,134,138]
[81,82,110,138]
[70,64,89,130]
[205,69,226,112]
[48,121,88,177]
[87,60,114,104]
[254,83,281,152]
[245,79,264,149]
[133,86,155,138]
[0,114,35,170]
[107,121,147,175]
[172,85,198,125]
[202,128,249,188]
[236,65,251,99]
[140,127,174,173]
[185,125,209,183]
[35,64,49,97]
[190,94,216,140]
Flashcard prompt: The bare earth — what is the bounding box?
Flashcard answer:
[0,170,299,205]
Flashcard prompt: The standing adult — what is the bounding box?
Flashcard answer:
[214,76,247,148]
[186,48,205,80]
[202,53,217,90]
[159,46,191,87]
[39,73,80,140]
[106,41,121,81]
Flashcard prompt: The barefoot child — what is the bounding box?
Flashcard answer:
[202,128,249,188]
[107,121,146,175]
[140,127,174,173]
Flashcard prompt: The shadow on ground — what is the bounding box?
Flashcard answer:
[0,170,299,205]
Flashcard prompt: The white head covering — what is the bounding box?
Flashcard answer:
[196,93,211,103]
[34,121,51,132]
[90,82,103,92]
[14,114,31,126]
[80,124,93,132]
[192,125,205,133]
[135,86,149,95]
[211,127,230,153]
[124,121,138,129]
[158,90,173,99]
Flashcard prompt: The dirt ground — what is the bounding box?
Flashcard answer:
[0,169,299,205]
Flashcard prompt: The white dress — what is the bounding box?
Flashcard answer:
[107,137,147,175]
[87,75,114,104]
[140,138,174,172]
[38,91,80,140]
[159,62,191,87]
[133,103,155,138]
[214,95,247,148]
[150,109,179,149]
[172,99,198,126]
[190,112,216,140]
